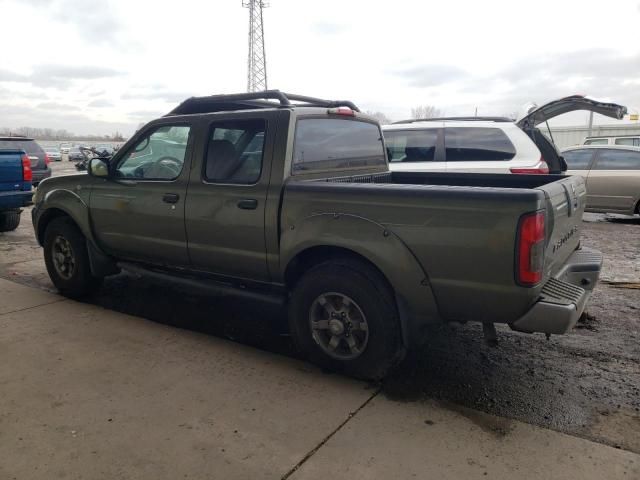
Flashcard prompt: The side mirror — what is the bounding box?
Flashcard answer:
[89,158,110,178]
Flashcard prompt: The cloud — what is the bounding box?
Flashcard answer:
[0,69,27,82]
[127,109,166,119]
[0,102,134,136]
[121,90,192,103]
[37,101,78,110]
[394,64,468,87]
[311,21,347,35]
[87,99,114,108]
[19,0,122,42]
[0,64,122,89]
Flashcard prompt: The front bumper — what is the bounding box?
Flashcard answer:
[511,248,602,335]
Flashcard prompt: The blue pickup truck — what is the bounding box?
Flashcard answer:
[0,149,33,231]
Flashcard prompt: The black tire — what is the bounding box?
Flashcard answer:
[0,210,21,232]
[288,257,405,380]
[43,217,102,298]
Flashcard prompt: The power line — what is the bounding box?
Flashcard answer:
[242,0,268,92]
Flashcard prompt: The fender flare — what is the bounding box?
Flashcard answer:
[280,213,441,345]
[36,189,118,277]
[37,189,95,246]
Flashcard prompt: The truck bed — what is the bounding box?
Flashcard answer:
[283,170,587,326]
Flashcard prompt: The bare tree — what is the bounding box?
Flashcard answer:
[411,105,442,119]
[365,111,392,125]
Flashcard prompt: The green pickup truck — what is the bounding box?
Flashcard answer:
[32,91,602,379]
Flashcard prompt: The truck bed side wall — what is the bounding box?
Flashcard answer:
[281,180,546,325]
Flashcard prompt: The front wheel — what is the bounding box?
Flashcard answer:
[43,217,102,298]
[288,258,405,380]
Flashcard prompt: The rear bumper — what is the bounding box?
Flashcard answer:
[0,190,32,209]
[510,247,602,335]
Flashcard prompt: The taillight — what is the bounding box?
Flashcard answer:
[22,154,33,182]
[517,211,545,286]
[44,153,51,165]
[510,158,549,174]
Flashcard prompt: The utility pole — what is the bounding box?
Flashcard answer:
[243,0,268,92]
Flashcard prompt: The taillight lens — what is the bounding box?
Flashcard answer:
[44,153,51,165]
[517,211,545,286]
[510,158,549,175]
[22,154,33,182]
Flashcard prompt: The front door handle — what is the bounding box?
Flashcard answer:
[237,198,258,210]
[162,193,180,204]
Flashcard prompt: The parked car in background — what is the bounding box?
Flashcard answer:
[0,148,32,231]
[59,143,72,154]
[0,136,51,185]
[32,90,602,379]
[583,135,640,147]
[384,96,626,175]
[563,145,640,216]
[94,144,115,156]
[68,147,84,162]
[384,118,546,173]
[45,147,62,162]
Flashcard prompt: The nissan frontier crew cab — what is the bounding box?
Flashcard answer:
[32,91,602,379]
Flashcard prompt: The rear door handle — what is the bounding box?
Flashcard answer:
[162,193,180,204]
[237,198,258,210]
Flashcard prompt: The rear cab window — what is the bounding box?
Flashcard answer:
[292,118,386,174]
[384,129,439,163]
[444,127,516,161]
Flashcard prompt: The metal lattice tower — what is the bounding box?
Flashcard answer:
[243,0,268,92]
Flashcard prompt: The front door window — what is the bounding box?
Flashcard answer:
[117,125,191,180]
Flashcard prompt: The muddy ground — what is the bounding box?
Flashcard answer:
[1,162,638,453]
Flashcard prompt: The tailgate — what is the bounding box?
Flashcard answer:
[537,174,586,278]
[0,151,25,190]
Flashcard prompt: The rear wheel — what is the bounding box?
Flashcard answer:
[0,210,21,232]
[288,258,405,380]
[44,217,102,298]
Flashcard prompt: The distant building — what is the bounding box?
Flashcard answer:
[542,124,640,150]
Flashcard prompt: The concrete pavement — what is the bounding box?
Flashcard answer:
[1,278,638,479]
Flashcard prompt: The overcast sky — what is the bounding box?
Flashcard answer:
[1,0,639,135]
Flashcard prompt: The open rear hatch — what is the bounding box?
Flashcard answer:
[516,95,627,130]
[516,96,627,174]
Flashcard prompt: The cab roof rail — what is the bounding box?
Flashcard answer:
[167,90,360,116]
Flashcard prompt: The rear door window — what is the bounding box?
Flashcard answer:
[204,119,266,184]
[563,149,594,170]
[384,129,439,163]
[593,149,640,170]
[292,118,385,173]
[444,127,516,161]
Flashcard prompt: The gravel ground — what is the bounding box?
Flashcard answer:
[1,162,639,452]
